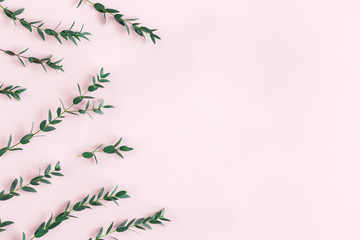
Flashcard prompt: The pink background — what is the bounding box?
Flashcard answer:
[1,0,360,239]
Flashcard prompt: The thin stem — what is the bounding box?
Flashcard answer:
[0,48,29,60]
[1,183,31,199]
[97,223,139,239]
[84,0,133,25]
[66,108,92,114]
[0,4,46,31]
[29,196,107,240]
[76,146,103,157]
[98,229,117,239]
[1,169,57,199]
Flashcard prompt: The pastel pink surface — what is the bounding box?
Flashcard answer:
[1,0,360,239]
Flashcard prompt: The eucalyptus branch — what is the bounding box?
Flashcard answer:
[90,209,170,240]
[0,0,91,45]
[0,162,63,202]
[0,47,63,73]
[0,68,113,158]
[0,219,13,233]
[77,0,160,44]
[79,137,133,164]
[0,83,26,100]
[22,186,130,239]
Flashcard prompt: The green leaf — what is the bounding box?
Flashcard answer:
[51,120,62,124]
[0,194,14,201]
[135,225,146,230]
[77,0,83,8]
[48,110,52,122]
[73,96,83,104]
[34,228,48,238]
[0,147,8,157]
[7,135,12,148]
[115,191,130,198]
[19,176,23,187]
[40,120,47,130]
[42,126,56,132]
[51,172,64,176]
[0,221,14,227]
[77,83,82,95]
[114,138,122,147]
[103,146,115,153]
[94,3,106,13]
[22,186,36,192]
[20,19,32,32]
[82,152,94,158]
[106,222,113,234]
[105,8,119,13]
[97,187,104,200]
[10,178,18,192]
[116,226,128,232]
[57,107,62,116]
[20,134,33,144]
[120,146,133,152]
[37,28,45,41]
[44,163,51,176]
[13,8,25,16]
[96,227,103,239]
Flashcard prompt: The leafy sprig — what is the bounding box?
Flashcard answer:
[0,68,113,158]
[0,83,26,100]
[90,209,169,240]
[0,162,63,202]
[80,137,133,164]
[0,219,13,233]
[77,0,160,44]
[0,1,91,45]
[23,186,130,239]
[0,48,63,73]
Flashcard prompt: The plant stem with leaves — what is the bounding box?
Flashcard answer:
[0,0,91,45]
[0,68,114,158]
[0,162,63,201]
[0,219,13,233]
[22,186,130,239]
[0,83,26,100]
[0,48,63,72]
[90,209,169,240]
[77,0,160,44]
[79,137,133,164]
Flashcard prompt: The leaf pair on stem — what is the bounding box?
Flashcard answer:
[0,48,63,73]
[80,137,133,164]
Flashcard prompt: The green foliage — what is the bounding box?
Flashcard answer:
[80,137,133,164]
[0,82,26,100]
[0,3,91,45]
[0,68,113,158]
[0,47,64,73]
[77,0,160,44]
[0,162,63,202]
[0,219,14,232]
[28,186,130,239]
[89,209,169,240]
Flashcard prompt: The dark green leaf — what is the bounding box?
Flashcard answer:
[82,152,93,158]
[22,186,36,192]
